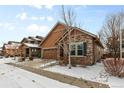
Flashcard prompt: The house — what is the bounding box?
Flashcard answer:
[105,29,124,58]
[19,36,44,58]
[0,47,3,56]
[40,22,104,66]
[3,41,21,57]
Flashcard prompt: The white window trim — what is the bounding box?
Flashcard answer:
[70,42,86,57]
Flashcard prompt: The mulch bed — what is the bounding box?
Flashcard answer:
[6,63,110,88]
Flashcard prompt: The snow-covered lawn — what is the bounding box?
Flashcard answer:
[44,63,124,88]
[40,61,57,68]
[1,57,124,88]
[0,58,77,88]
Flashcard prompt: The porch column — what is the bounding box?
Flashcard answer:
[29,48,32,58]
[41,48,43,58]
[57,45,60,61]
[24,48,26,58]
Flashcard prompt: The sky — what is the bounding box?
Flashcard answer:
[0,5,124,47]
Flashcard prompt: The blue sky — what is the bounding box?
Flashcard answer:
[0,5,124,46]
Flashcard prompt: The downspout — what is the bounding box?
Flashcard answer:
[93,38,96,64]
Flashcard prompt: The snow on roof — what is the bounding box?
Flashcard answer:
[27,38,34,41]
[4,43,21,49]
[32,37,41,41]
[5,45,15,49]
[24,43,39,48]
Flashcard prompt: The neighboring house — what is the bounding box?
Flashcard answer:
[105,29,124,58]
[0,47,3,56]
[3,41,21,57]
[40,22,104,65]
[19,36,43,58]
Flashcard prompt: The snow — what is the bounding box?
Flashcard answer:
[44,63,124,88]
[40,61,57,68]
[33,37,41,41]
[0,58,77,88]
[4,43,20,49]
[1,57,124,88]
[24,43,39,48]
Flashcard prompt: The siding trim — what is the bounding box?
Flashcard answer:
[42,47,57,50]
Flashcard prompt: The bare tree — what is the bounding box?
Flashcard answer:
[99,12,124,61]
[99,12,124,77]
[59,6,79,68]
[60,6,77,27]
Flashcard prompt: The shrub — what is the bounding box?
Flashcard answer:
[29,56,33,60]
[18,57,25,62]
[103,59,124,77]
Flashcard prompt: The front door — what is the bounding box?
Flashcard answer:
[60,46,64,60]
[26,48,29,57]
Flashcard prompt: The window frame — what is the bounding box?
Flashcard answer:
[70,44,76,56]
[70,42,86,57]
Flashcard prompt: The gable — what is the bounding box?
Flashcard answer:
[56,28,94,44]
[41,23,66,48]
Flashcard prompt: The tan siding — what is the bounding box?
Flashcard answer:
[43,48,57,59]
[41,24,66,48]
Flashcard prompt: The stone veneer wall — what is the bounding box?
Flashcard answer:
[58,29,95,65]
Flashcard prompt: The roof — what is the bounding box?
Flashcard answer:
[40,22,103,48]
[94,38,104,48]
[4,43,21,49]
[40,22,67,48]
[31,37,41,41]
[8,41,20,44]
[21,36,43,43]
[73,27,97,38]
[23,43,39,48]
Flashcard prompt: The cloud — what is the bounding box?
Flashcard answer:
[31,16,38,20]
[27,24,49,36]
[16,12,27,20]
[0,22,15,31]
[31,5,54,10]
[40,16,45,20]
[30,16,53,22]
[8,26,15,31]
[27,24,39,32]
[31,5,42,9]
[75,5,87,10]
[82,5,87,8]
[46,16,53,21]
[0,23,2,26]
[44,5,54,10]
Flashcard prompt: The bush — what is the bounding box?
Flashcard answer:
[29,56,33,60]
[103,59,124,77]
[18,57,25,62]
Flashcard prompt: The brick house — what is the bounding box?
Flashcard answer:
[40,22,104,66]
[3,41,21,57]
[19,36,43,58]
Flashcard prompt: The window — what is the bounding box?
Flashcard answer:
[122,41,124,48]
[70,44,76,55]
[31,41,35,43]
[77,43,83,55]
[70,42,87,56]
